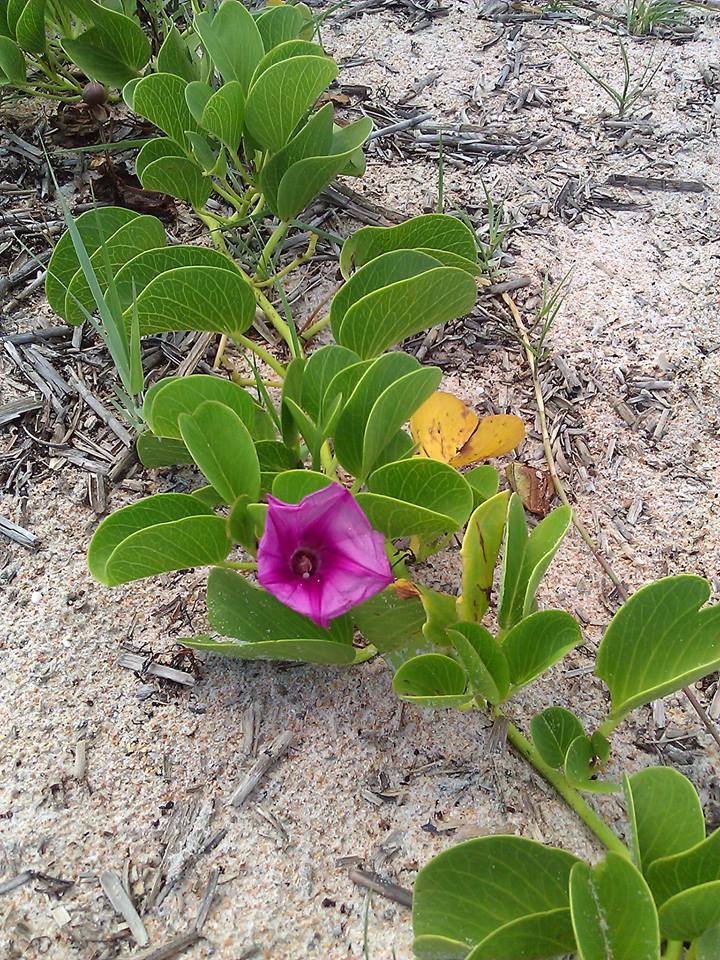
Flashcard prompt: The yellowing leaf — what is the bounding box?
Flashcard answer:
[410,391,524,468]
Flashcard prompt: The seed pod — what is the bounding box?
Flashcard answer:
[82,82,107,106]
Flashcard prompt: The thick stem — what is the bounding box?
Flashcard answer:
[217,561,257,572]
[504,719,630,858]
[254,288,299,358]
[300,313,331,341]
[663,942,684,959]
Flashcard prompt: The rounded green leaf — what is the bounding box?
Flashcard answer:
[255,4,306,50]
[392,653,471,709]
[63,214,166,325]
[136,433,193,468]
[501,609,581,692]
[88,492,213,584]
[245,54,338,152]
[128,265,256,338]
[624,767,705,873]
[61,0,149,78]
[353,585,426,654]
[249,39,324,86]
[271,469,333,503]
[46,207,137,318]
[104,515,231,586]
[341,213,479,279]
[157,25,198,82]
[564,735,619,794]
[256,440,300,491]
[205,567,354,663]
[448,622,509,704]
[132,72,197,145]
[413,836,581,958]
[466,909,575,960]
[114,245,237,312]
[144,374,258,440]
[466,464,500,508]
[570,853,660,960]
[357,458,473,540]
[596,575,720,727]
[140,155,212,208]
[194,1,264,90]
[648,828,720,906]
[135,136,185,180]
[300,343,361,423]
[13,0,45,54]
[0,36,26,83]
[182,634,357,665]
[201,80,245,151]
[178,401,260,504]
[659,882,720,941]
[530,706,585,769]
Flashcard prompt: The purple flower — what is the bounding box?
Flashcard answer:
[257,483,394,628]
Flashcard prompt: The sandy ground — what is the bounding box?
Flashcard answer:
[2,3,720,959]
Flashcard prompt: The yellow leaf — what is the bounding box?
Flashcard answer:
[410,391,525,468]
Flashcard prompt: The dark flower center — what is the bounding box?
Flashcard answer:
[291,548,318,580]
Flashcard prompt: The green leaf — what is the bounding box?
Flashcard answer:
[114,245,238,312]
[63,214,167,325]
[194,0,264,91]
[531,706,585,769]
[132,72,197,145]
[648,829,720,906]
[457,491,509,623]
[659,883,720,941]
[596,575,720,727]
[333,352,441,481]
[13,0,44,53]
[143,155,212,208]
[178,400,260,504]
[64,0,149,75]
[448,622,509,705]
[145,374,259,440]
[260,102,334,215]
[157,25,197,82]
[128,266,256,338]
[341,213,479,279]
[353,584,426,653]
[135,136,185,179]
[202,80,245,151]
[255,4,306,49]
[570,853,660,960]
[46,207,137,318]
[88,492,213,584]
[695,923,720,959]
[301,343,360,423]
[200,567,356,664]
[271,469,332,503]
[0,35,25,83]
[357,458,473,541]
[333,253,477,358]
[393,653,471,709]
[466,465,500,508]
[501,609,582,692]
[136,433,193,468]
[249,38,324,85]
[280,356,305,447]
[275,116,371,220]
[256,440,299,491]
[245,54,338,152]
[412,836,581,959]
[564,735,619,794]
[498,497,572,631]
[624,767,705,873]
[184,79,213,124]
[104,515,230,586]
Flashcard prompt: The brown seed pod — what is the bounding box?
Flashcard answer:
[82,82,107,106]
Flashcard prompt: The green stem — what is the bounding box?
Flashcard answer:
[504,719,630,858]
[301,312,331,341]
[254,287,298,357]
[195,209,229,254]
[255,220,289,280]
[218,561,257,571]
[319,440,337,479]
[353,644,379,664]
[664,942,684,959]
[234,333,287,378]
